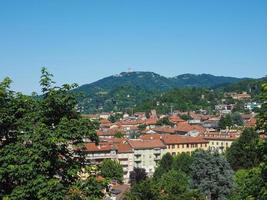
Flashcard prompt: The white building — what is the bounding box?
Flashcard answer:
[128,139,166,176]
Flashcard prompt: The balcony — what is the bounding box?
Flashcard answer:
[154,156,161,161]
[134,152,141,156]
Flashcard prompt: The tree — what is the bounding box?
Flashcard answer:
[126,170,204,200]
[129,168,147,185]
[114,132,124,138]
[218,114,233,129]
[0,68,101,199]
[158,170,200,200]
[100,159,123,182]
[231,112,244,126]
[226,128,261,171]
[154,152,173,179]
[179,114,192,121]
[66,177,108,200]
[257,82,267,132]
[230,167,266,200]
[138,124,146,131]
[108,113,122,123]
[191,150,234,200]
[172,152,193,175]
[125,179,159,200]
[156,117,174,126]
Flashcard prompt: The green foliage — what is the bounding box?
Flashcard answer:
[172,152,193,175]
[179,114,192,121]
[125,179,159,200]
[126,170,203,200]
[230,167,267,200]
[226,128,261,171]
[74,72,248,114]
[218,114,233,129]
[158,169,197,200]
[257,82,267,132]
[190,150,234,200]
[0,68,102,199]
[129,168,147,185]
[156,117,175,126]
[108,113,123,123]
[135,87,224,114]
[154,153,173,179]
[231,112,244,126]
[66,177,108,200]
[114,132,124,138]
[100,159,123,182]
[137,124,146,131]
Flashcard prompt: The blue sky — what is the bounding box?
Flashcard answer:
[0,0,266,94]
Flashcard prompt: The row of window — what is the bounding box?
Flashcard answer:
[167,143,207,149]
[211,141,230,146]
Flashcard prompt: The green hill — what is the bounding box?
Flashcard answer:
[73,71,252,113]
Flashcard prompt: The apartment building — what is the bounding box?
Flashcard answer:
[128,139,166,176]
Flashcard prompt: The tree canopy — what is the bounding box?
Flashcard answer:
[0,68,105,199]
[226,128,261,171]
[100,159,123,182]
[190,150,234,200]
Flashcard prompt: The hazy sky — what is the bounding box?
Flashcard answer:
[0,0,266,94]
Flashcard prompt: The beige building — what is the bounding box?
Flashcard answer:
[161,134,209,155]
[204,132,238,153]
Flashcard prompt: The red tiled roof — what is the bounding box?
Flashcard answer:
[115,143,133,153]
[203,131,239,141]
[128,139,165,149]
[245,117,256,127]
[153,127,177,134]
[116,119,144,126]
[97,128,125,137]
[145,117,158,125]
[84,142,114,152]
[176,121,195,132]
[100,118,111,124]
[191,125,206,133]
[105,137,126,143]
[161,134,208,145]
[169,115,185,123]
[140,134,162,140]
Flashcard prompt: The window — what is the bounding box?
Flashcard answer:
[187,144,189,148]
[172,145,175,149]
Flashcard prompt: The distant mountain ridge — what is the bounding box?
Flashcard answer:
[74,71,251,113]
[76,71,246,93]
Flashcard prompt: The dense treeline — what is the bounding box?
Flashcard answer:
[78,80,264,114]
[134,88,224,114]
[76,75,265,114]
